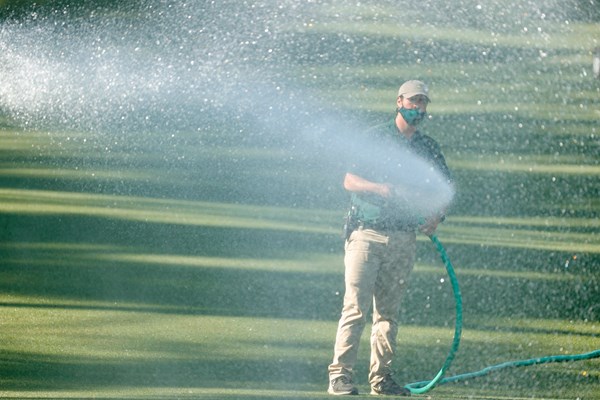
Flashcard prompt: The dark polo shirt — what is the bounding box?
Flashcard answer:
[348,119,452,227]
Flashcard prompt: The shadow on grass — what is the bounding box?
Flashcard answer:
[0,349,326,392]
[2,207,597,397]
[1,213,597,322]
[1,109,598,397]
[0,215,344,319]
[1,342,598,396]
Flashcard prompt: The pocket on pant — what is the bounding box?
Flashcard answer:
[346,230,366,249]
[345,230,365,252]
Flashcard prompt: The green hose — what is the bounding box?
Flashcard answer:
[404,233,600,394]
[404,233,463,394]
[428,348,600,386]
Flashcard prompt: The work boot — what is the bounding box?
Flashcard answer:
[370,375,411,396]
[328,376,359,395]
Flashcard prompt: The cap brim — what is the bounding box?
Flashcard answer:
[402,92,430,102]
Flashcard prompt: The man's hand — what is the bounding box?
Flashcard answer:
[375,182,394,198]
[419,215,444,236]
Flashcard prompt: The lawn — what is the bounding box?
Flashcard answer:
[0,1,599,399]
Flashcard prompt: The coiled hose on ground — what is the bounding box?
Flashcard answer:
[403,234,600,395]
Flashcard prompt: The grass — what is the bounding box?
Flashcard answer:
[1,3,599,400]
[1,168,598,399]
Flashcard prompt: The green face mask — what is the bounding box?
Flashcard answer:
[398,107,427,126]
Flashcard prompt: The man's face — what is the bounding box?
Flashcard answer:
[398,95,429,112]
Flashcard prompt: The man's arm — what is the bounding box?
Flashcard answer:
[343,172,392,198]
[345,172,445,236]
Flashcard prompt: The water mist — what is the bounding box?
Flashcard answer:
[0,0,455,215]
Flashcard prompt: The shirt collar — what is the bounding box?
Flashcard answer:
[388,118,420,142]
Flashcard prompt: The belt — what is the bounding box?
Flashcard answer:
[358,220,417,232]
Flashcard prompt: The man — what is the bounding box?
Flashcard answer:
[327,80,452,396]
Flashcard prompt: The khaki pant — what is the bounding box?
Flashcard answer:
[328,227,416,385]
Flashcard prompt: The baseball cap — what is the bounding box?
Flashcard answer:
[398,80,430,101]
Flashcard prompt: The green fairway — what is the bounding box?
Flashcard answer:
[1,125,598,399]
[1,1,599,399]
